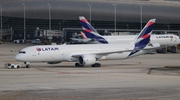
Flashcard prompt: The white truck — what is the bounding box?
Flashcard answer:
[4,63,21,69]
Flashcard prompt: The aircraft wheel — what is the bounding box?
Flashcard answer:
[26,65,30,68]
[75,63,85,67]
[97,63,101,67]
[17,65,20,69]
[91,64,95,67]
[91,63,101,67]
[75,63,80,67]
[11,65,14,69]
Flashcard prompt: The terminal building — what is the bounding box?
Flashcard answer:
[0,0,180,42]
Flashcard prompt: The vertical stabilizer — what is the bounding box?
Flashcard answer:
[133,19,156,50]
[79,16,108,44]
[128,19,156,56]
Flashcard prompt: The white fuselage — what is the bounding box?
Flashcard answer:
[15,43,152,63]
[101,34,180,46]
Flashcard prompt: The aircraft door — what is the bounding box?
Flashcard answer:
[61,48,65,56]
[171,36,177,42]
[32,49,37,56]
[174,37,177,42]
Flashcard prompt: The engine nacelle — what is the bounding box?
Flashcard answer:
[78,55,96,66]
[47,61,62,64]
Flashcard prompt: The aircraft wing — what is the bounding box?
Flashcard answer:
[72,47,134,58]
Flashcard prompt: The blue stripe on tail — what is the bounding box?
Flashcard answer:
[80,16,108,44]
[80,21,97,33]
[83,31,108,44]
[128,19,156,57]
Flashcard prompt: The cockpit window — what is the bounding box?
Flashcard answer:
[19,51,26,54]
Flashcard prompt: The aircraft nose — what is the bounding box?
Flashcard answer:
[15,54,20,61]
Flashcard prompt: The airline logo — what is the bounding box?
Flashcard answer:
[156,36,173,38]
[134,19,156,50]
[128,19,156,57]
[36,47,59,51]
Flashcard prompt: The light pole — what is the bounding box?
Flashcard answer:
[47,3,51,30]
[167,25,170,33]
[87,4,91,24]
[0,4,2,40]
[126,24,129,32]
[140,3,143,30]
[112,4,117,32]
[22,3,26,40]
[59,23,61,30]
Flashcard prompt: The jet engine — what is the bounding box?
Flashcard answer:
[78,55,96,66]
[47,61,62,64]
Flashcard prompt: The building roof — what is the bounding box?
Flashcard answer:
[1,0,180,24]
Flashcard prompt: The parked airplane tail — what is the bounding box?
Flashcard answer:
[133,19,156,50]
[80,31,87,39]
[79,16,108,44]
[128,19,156,56]
[79,16,97,33]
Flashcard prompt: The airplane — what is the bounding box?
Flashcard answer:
[15,18,157,68]
[69,37,92,44]
[79,16,180,47]
[69,31,99,44]
[69,32,98,44]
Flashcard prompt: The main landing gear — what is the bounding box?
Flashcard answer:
[75,63,84,67]
[91,63,101,67]
[75,63,101,67]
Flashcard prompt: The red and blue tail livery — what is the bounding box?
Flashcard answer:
[134,19,156,50]
[79,16,156,56]
[79,16,108,44]
[128,19,156,56]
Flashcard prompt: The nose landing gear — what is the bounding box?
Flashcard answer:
[24,62,30,68]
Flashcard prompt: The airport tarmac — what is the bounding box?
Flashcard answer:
[0,43,180,100]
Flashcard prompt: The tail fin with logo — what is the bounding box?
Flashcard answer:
[79,16,108,44]
[133,19,156,50]
[128,18,156,56]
